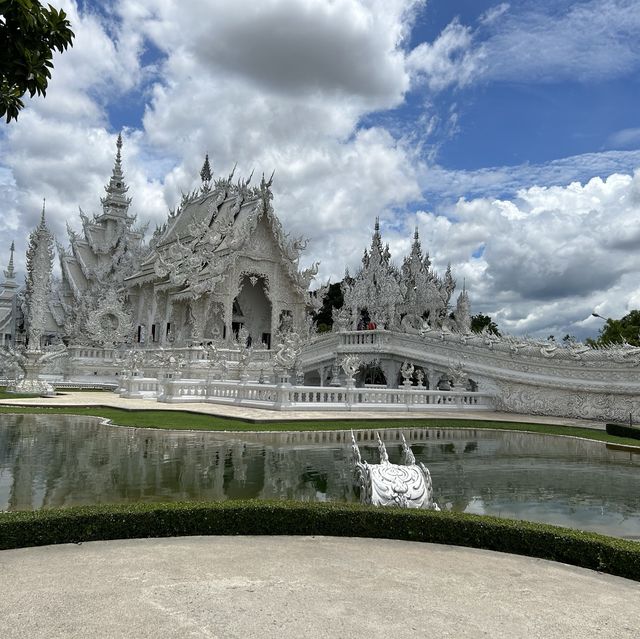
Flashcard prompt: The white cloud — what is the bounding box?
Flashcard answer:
[134,0,421,105]
[608,128,640,150]
[421,149,640,201]
[0,0,424,283]
[0,0,639,346]
[412,0,640,92]
[410,171,640,339]
[407,19,484,91]
[117,0,426,277]
[483,0,640,83]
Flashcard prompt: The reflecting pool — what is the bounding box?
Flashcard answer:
[1,414,639,539]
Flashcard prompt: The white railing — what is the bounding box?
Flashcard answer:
[119,376,159,398]
[67,346,116,360]
[157,379,494,412]
[340,331,381,346]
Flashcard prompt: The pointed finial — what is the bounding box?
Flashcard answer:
[463,277,466,293]
[374,217,380,232]
[4,241,15,279]
[100,132,131,216]
[200,153,212,184]
[414,226,419,240]
[40,198,46,225]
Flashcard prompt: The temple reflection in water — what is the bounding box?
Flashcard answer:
[1,415,639,539]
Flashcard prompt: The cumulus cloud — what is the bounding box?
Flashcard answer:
[118,0,425,276]
[0,0,639,345]
[411,171,640,339]
[0,0,162,273]
[0,0,424,280]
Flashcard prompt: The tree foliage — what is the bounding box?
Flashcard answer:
[312,282,344,332]
[587,310,640,347]
[0,0,74,122]
[470,313,500,336]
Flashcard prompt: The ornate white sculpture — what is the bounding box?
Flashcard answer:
[24,203,54,352]
[3,206,67,395]
[340,354,362,383]
[5,138,640,423]
[273,329,302,374]
[84,289,133,346]
[342,223,457,332]
[400,361,414,385]
[352,432,439,510]
[58,134,145,346]
[4,343,66,395]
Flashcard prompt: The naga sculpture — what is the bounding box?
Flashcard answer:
[351,431,439,510]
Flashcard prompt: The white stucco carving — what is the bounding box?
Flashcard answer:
[5,137,640,422]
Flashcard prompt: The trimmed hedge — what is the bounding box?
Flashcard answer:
[606,422,640,441]
[1,501,639,581]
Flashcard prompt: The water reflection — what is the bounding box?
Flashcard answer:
[0,415,638,539]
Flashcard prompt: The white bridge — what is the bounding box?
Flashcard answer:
[17,328,640,422]
[298,329,640,423]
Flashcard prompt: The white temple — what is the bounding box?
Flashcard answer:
[2,136,640,422]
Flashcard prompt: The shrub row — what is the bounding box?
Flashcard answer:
[1,501,639,581]
[606,422,640,441]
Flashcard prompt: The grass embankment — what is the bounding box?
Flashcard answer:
[1,501,639,581]
[0,388,109,400]
[0,390,41,400]
[0,403,639,446]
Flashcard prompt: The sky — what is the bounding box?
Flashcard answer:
[1,0,640,340]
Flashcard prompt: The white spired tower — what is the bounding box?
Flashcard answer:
[25,201,54,352]
[8,202,66,395]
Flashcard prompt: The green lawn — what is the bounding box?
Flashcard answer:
[0,387,109,399]
[0,390,42,400]
[0,404,639,446]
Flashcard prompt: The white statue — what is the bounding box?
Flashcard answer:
[352,432,439,510]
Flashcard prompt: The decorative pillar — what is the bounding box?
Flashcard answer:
[380,359,401,389]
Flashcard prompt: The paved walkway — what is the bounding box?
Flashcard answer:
[0,400,632,636]
[0,536,637,638]
[0,391,605,428]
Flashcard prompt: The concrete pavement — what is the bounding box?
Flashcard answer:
[0,536,637,638]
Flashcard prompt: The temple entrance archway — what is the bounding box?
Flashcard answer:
[232,275,272,348]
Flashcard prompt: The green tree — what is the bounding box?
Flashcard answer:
[587,310,640,347]
[0,0,74,122]
[470,313,500,336]
[312,282,344,332]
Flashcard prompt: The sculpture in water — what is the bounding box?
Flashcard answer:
[351,432,439,510]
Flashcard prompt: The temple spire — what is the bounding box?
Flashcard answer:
[200,153,212,190]
[40,199,46,226]
[370,217,383,256]
[4,241,15,280]
[100,132,132,219]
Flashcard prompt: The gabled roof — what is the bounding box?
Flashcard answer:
[127,170,318,297]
